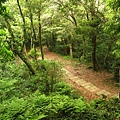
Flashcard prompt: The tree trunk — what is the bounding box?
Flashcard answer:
[4,17,35,75]
[30,32,33,49]
[70,12,77,27]
[17,0,27,53]
[70,44,73,60]
[62,39,67,55]
[92,34,97,71]
[13,50,35,75]
[38,8,44,60]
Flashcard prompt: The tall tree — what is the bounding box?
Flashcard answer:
[0,0,35,74]
[17,0,27,53]
[4,16,35,75]
[78,0,105,70]
[26,0,38,62]
[38,1,44,60]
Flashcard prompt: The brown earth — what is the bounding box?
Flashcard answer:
[43,51,119,101]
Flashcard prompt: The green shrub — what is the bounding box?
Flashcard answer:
[27,60,63,94]
[90,97,120,120]
[0,97,28,120]
[0,91,87,120]
[54,82,74,95]
[54,81,81,99]
[1,91,119,120]
[0,60,119,120]
[0,61,25,102]
[28,48,41,58]
[63,56,71,60]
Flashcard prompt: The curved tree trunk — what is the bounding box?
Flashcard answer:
[4,17,35,75]
[13,50,35,75]
[70,12,77,27]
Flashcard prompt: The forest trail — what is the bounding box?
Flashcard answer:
[41,50,119,101]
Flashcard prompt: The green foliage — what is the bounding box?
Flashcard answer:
[108,0,120,10]
[0,59,74,101]
[0,90,119,120]
[54,81,81,99]
[26,60,64,94]
[0,0,120,119]
[0,92,85,120]
[63,55,71,60]
[0,29,14,61]
[0,0,6,14]
[0,60,120,120]
[0,61,24,102]
[112,40,120,58]
[91,98,120,119]
[28,48,41,58]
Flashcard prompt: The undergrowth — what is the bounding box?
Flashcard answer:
[0,60,120,120]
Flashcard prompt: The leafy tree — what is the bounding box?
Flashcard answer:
[107,0,120,97]
[0,0,35,75]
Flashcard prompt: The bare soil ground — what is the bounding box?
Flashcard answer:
[43,51,119,101]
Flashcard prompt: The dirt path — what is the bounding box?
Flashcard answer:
[43,51,119,101]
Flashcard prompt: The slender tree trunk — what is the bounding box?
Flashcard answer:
[38,8,44,60]
[92,34,97,70]
[17,0,27,53]
[90,1,98,71]
[30,17,37,62]
[30,30,33,49]
[27,0,38,62]
[86,12,89,21]
[70,13,77,27]
[4,17,35,75]
[70,44,73,60]
[62,39,67,55]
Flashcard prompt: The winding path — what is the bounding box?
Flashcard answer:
[40,51,119,100]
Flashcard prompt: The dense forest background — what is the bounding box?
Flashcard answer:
[0,0,120,119]
[0,0,120,81]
